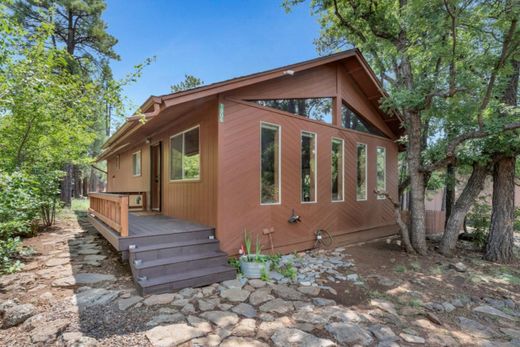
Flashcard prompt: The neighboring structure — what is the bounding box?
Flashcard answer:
[89,49,404,294]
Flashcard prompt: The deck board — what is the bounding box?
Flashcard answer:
[128,213,212,236]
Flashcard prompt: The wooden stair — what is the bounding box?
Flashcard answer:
[127,228,236,295]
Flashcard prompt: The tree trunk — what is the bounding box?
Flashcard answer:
[485,156,516,263]
[82,175,89,197]
[445,163,456,225]
[73,165,82,198]
[439,163,488,256]
[60,164,73,207]
[407,111,428,254]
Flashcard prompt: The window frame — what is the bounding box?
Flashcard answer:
[169,124,201,182]
[259,121,282,206]
[376,146,387,200]
[331,137,345,202]
[300,130,318,204]
[132,151,141,177]
[249,98,334,125]
[356,143,368,202]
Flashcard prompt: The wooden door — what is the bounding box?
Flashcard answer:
[150,143,162,211]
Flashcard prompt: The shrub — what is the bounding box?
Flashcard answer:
[466,197,491,249]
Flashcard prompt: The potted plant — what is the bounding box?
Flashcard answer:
[239,230,271,278]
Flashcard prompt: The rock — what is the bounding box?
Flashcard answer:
[271,328,335,347]
[424,312,442,326]
[456,316,495,338]
[249,288,274,306]
[45,258,70,267]
[2,303,37,328]
[369,325,398,342]
[30,319,70,344]
[221,337,269,347]
[220,288,250,302]
[0,299,18,314]
[232,318,257,337]
[222,279,244,289]
[347,273,359,281]
[450,262,467,272]
[272,284,305,301]
[146,313,185,327]
[186,315,212,334]
[118,296,143,311]
[198,299,217,311]
[312,297,336,306]
[259,298,294,314]
[293,310,329,324]
[143,293,175,306]
[61,332,98,347]
[399,333,425,344]
[370,299,398,315]
[172,298,190,307]
[52,273,116,286]
[257,317,293,339]
[232,303,257,318]
[427,333,459,347]
[269,271,284,281]
[501,328,520,339]
[181,303,196,315]
[178,287,196,297]
[473,305,515,320]
[248,279,266,288]
[297,286,320,296]
[77,248,100,255]
[39,292,55,303]
[73,288,119,307]
[191,334,221,347]
[442,302,456,313]
[326,322,373,346]
[201,311,239,329]
[145,323,206,347]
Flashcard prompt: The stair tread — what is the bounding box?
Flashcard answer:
[129,238,219,253]
[138,265,236,288]
[133,251,227,269]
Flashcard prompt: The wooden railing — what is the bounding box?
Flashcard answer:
[88,192,129,237]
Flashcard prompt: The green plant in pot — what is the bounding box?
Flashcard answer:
[239,230,271,279]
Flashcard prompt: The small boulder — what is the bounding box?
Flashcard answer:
[2,303,37,328]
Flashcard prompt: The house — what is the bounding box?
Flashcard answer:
[89,49,404,294]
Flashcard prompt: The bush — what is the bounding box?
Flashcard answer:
[466,197,491,249]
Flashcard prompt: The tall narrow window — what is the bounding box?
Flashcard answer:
[376,146,386,199]
[170,126,200,181]
[301,131,317,202]
[132,151,141,176]
[260,123,280,204]
[331,138,344,201]
[356,143,367,201]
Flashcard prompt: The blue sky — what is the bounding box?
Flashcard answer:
[103,0,322,111]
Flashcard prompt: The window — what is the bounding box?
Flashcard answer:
[376,146,386,199]
[341,102,387,137]
[301,131,317,202]
[260,123,281,204]
[170,126,200,181]
[331,138,344,201]
[250,98,333,124]
[132,151,141,176]
[356,143,367,201]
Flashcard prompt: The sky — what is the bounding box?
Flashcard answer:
[103,0,323,111]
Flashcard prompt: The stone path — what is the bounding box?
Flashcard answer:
[0,212,519,346]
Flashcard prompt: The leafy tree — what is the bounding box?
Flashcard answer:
[171,74,204,93]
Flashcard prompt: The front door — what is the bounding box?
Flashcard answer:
[150,142,162,211]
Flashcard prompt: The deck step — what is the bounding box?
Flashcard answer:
[131,251,228,278]
[129,239,221,262]
[136,265,236,295]
[119,228,215,250]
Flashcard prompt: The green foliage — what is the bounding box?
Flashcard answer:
[514,208,520,232]
[171,74,204,93]
[228,257,241,273]
[0,236,23,274]
[466,197,492,249]
[260,267,270,281]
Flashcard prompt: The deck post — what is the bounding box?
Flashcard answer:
[120,195,129,237]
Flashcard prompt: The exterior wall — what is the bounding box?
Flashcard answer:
[107,142,150,197]
[216,62,399,254]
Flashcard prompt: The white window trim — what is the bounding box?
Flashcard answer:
[260,121,282,206]
[331,137,345,202]
[169,125,201,182]
[301,130,318,204]
[132,151,141,177]
[356,143,368,201]
[376,146,387,200]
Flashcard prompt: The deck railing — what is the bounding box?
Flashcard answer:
[88,192,129,237]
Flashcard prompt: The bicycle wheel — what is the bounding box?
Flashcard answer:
[318,229,333,247]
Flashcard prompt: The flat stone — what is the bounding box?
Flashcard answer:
[143,293,175,306]
[501,328,520,339]
[73,288,120,307]
[52,273,116,286]
[249,288,274,306]
[145,323,206,347]
[369,325,398,341]
[232,318,257,337]
[201,311,239,329]
[312,297,336,306]
[271,328,335,347]
[473,305,515,320]
[146,313,185,327]
[450,262,467,272]
[442,302,456,313]
[0,299,18,314]
[118,296,143,311]
[326,322,373,346]
[232,303,257,318]
[222,279,244,289]
[181,303,196,315]
[198,299,218,311]
[456,316,495,338]
[61,332,98,347]
[399,333,425,344]
[370,299,398,315]
[77,248,101,255]
[293,310,329,324]
[220,288,250,302]
[221,337,269,347]
[191,334,221,347]
[297,286,320,296]
[45,258,70,267]
[259,298,294,314]
[30,319,69,344]
[248,279,266,288]
[272,284,305,301]
[2,303,37,328]
[186,315,213,334]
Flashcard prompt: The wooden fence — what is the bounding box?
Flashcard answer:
[401,210,446,234]
[88,192,129,237]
